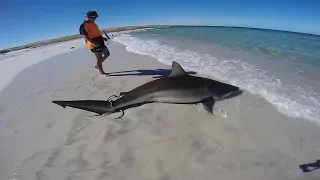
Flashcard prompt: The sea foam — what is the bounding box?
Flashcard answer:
[114,34,320,124]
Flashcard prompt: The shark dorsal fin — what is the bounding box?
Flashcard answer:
[168,61,188,77]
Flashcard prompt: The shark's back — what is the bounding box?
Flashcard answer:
[113,61,240,108]
[126,75,208,96]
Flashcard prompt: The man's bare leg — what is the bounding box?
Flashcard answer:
[101,47,110,62]
[94,48,110,69]
[93,51,107,75]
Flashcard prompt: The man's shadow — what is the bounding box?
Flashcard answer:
[107,69,197,78]
[300,160,320,173]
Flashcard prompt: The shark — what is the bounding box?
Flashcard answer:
[52,61,241,118]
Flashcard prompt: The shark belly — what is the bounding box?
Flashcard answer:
[150,89,211,103]
[113,93,154,109]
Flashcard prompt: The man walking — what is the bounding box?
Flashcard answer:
[79,10,110,75]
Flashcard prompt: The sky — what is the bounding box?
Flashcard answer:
[1,0,320,49]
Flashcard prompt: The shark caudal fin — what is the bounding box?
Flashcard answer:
[168,61,189,77]
[52,100,114,115]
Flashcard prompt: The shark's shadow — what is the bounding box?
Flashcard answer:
[300,160,320,173]
[52,61,243,119]
[107,69,197,78]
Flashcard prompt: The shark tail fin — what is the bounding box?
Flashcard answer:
[52,100,114,116]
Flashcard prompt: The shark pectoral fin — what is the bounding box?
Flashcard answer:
[201,98,215,114]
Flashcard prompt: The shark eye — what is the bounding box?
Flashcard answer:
[213,94,219,100]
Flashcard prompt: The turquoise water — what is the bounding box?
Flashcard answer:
[114,26,320,124]
[134,26,320,65]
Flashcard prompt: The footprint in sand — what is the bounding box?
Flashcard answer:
[45,121,54,129]
[209,108,228,118]
[186,134,216,164]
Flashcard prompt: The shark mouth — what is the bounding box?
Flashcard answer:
[217,90,241,100]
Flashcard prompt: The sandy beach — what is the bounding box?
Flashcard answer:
[1,37,320,180]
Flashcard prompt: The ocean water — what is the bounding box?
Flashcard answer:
[113,26,320,124]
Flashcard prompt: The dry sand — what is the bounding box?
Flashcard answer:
[0,39,320,180]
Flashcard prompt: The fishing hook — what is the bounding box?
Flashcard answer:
[106,94,124,119]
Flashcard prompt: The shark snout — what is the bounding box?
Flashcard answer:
[214,84,241,100]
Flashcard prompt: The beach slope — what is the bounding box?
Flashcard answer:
[0,40,319,180]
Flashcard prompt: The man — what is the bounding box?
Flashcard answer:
[79,11,110,75]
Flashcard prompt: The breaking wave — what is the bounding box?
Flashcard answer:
[114,34,320,124]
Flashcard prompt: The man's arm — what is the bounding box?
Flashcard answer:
[82,34,98,46]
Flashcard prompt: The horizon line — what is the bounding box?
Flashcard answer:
[171,24,320,36]
[1,24,319,52]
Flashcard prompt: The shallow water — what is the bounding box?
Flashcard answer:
[114,26,320,124]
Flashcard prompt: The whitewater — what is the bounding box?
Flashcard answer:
[114,31,320,124]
